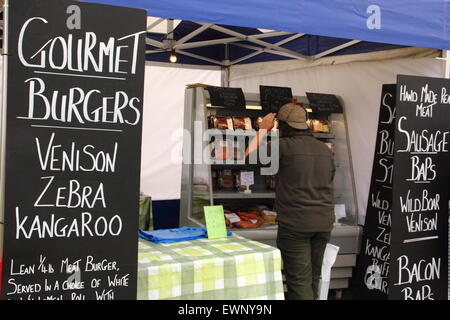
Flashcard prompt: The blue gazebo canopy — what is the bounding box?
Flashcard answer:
[89,0,450,66]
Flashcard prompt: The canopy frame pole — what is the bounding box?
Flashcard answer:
[146,61,221,70]
[176,49,227,66]
[147,24,300,65]
[175,37,243,49]
[174,30,293,50]
[312,40,362,60]
[146,38,164,49]
[443,50,450,79]
[222,44,230,87]
[231,43,303,61]
[221,66,230,87]
[209,24,307,60]
[230,34,306,64]
[146,18,171,49]
[167,19,174,39]
[145,49,165,54]
[175,23,213,46]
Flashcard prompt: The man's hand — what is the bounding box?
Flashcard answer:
[244,113,276,160]
[259,113,277,130]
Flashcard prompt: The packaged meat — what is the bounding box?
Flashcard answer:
[212,140,230,160]
[216,169,234,190]
[310,119,332,133]
[236,212,260,220]
[234,212,265,228]
[212,139,244,161]
[322,121,331,133]
[311,120,322,132]
[232,117,253,130]
[265,175,276,190]
[210,116,234,130]
[231,142,244,160]
[223,209,268,229]
[233,171,245,191]
[224,213,241,224]
[261,210,277,224]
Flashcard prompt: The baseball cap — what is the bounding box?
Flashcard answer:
[277,103,309,130]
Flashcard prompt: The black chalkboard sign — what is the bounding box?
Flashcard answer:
[389,75,449,300]
[259,85,293,112]
[1,0,146,300]
[354,84,396,300]
[206,86,246,109]
[306,92,343,113]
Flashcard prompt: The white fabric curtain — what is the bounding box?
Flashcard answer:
[140,64,222,200]
[229,54,444,225]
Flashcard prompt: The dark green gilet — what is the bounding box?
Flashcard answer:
[275,132,335,232]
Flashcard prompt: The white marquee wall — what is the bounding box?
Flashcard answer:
[140,64,222,200]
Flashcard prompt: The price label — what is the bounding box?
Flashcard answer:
[204,206,228,240]
[240,171,254,186]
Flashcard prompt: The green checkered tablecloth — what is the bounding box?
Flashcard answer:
[137,234,284,300]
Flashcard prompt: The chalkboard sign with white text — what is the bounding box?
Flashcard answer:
[354,84,396,299]
[306,92,343,113]
[1,0,146,300]
[354,77,449,300]
[206,86,246,109]
[389,75,449,300]
[259,85,293,112]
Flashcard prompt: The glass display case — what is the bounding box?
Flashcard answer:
[179,86,362,289]
[181,86,358,224]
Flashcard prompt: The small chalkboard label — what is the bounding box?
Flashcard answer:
[206,86,246,109]
[306,92,343,113]
[260,85,293,112]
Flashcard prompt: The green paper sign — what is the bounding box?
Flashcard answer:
[204,205,227,240]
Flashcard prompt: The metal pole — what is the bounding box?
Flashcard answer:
[443,50,450,79]
[222,44,230,87]
[167,19,174,40]
[221,67,230,87]
[0,0,9,255]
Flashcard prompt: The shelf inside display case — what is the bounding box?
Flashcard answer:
[213,191,276,199]
[211,163,267,168]
[208,129,258,137]
[312,132,335,139]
